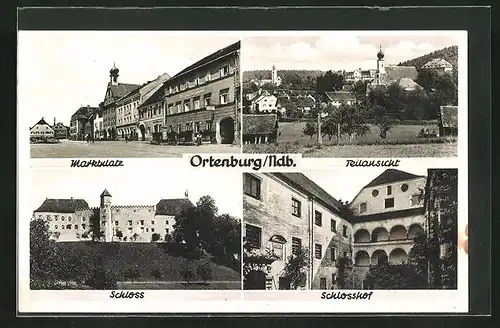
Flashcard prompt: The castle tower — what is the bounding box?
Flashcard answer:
[376,46,386,75]
[271,65,278,85]
[100,189,113,242]
[109,63,119,86]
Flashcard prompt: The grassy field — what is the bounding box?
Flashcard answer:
[55,242,240,285]
[243,121,457,157]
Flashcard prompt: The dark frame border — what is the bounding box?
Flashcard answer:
[10,5,491,322]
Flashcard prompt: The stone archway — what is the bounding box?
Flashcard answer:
[408,223,424,239]
[372,227,389,242]
[218,117,235,144]
[389,248,408,264]
[372,250,388,266]
[139,124,146,141]
[354,229,370,243]
[355,250,370,266]
[390,225,407,241]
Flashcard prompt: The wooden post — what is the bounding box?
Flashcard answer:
[317,111,322,146]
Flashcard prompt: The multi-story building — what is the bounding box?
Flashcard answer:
[30,118,54,139]
[69,106,98,140]
[101,64,140,140]
[93,105,105,140]
[137,85,165,141]
[422,58,453,73]
[324,91,356,108]
[117,73,170,140]
[32,189,195,243]
[344,68,377,83]
[244,169,452,290]
[250,92,278,113]
[243,172,352,290]
[51,118,70,139]
[163,41,241,144]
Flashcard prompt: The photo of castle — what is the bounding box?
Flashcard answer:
[243,168,458,290]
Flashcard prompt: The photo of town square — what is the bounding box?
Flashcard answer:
[28,166,242,290]
[241,33,460,157]
[20,31,241,158]
[243,168,458,290]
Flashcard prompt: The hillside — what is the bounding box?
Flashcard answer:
[243,69,325,84]
[55,242,240,282]
[398,45,458,70]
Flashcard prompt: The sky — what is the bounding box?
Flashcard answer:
[29,164,242,218]
[18,31,241,127]
[242,32,460,71]
[303,166,430,203]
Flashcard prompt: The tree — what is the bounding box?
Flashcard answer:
[30,219,59,289]
[371,105,399,139]
[212,214,241,258]
[180,265,196,284]
[302,122,317,140]
[335,255,353,289]
[115,229,123,241]
[282,246,310,289]
[151,233,161,242]
[243,240,278,289]
[151,268,163,281]
[351,80,367,103]
[56,246,90,287]
[164,233,173,243]
[89,211,103,242]
[85,261,118,290]
[196,261,214,283]
[123,265,141,284]
[365,262,425,289]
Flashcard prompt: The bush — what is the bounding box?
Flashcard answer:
[151,233,161,242]
[150,268,163,281]
[123,266,141,283]
[196,261,214,283]
[180,265,196,283]
[85,266,118,290]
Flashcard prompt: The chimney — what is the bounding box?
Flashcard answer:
[184,190,189,199]
[54,117,56,126]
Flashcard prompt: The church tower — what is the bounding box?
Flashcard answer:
[376,46,386,75]
[271,65,278,85]
[100,189,113,242]
[109,63,119,86]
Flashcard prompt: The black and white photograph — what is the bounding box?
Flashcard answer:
[20,31,242,158]
[243,167,459,290]
[241,32,463,157]
[26,165,242,291]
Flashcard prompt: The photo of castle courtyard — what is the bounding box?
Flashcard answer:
[20,31,241,158]
[28,167,242,290]
[241,33,460,157]
[243,168,458,290]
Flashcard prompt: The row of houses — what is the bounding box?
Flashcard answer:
[30,117,70,140]
[243,168,457,290]
[65,41,241,144]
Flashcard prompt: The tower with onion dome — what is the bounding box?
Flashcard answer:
[109,63,119,86]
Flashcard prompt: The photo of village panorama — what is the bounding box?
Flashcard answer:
[20,32,241,158]
[241,34,460,157]
[28,168,242,290]
[243,168,458,290]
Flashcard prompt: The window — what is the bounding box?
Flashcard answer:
[206,73,211,82]
[387,186,392,195]
[332,274,336,285]
[220,66,229,77]
[61,216,65,221]
[343,251,348,258]
[82,224,86,230]
[61,225,65,230]
[194,99,200,109]
[220,92,229,105]
[66,224,71,229]
[315,244,322,259]
[82,217,86,222]
[74,225,78,229]
[401,183,409,192]
[55,225,58,229]
[245,224,262,248]
[146,228,149,232]
[54,215,58,220]
[140,227,144,233]
[331,247,336,261]
[165,220,169,225]
[343,225,348,237]
[359,202,367,213]
[292,198,301,217]
[292,237,302,255]
[128,227,132,233]
[184,102,191,112]
[151,221,155,225]
[68,216,71,221]
[385,198,395,208]
[411,194,421,206]
[140,220,144,225]
[271,242,284,260]
[243,173,261,199]
[165,228,169,233]
[331,219,337,232]
[115,221,119,226]
[151,228,155,232]
[128,220,132,226]
[204,95,211,107]
[315,211,322,227]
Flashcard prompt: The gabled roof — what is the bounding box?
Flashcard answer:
[351,207,425,223]
[298,97,315,107]
[364,169,426,189]
[385,66,418,82]
[100,189,112,197]
[242,114,278,135]
[138,85,165,109]
[439,106,458,128]
[168,41,240,82]
[110,83,141,100]
[31,118,52,129]
[35,199,89,213]
[155,198,195,216]
[324,91,356,102]
[273,173,343,215]
[73,106,99,119]
[422,58,453,69]
[398,77,422,90]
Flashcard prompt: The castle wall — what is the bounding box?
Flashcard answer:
[33,208,95,242]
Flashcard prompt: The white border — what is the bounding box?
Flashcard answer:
[18,30,468,314]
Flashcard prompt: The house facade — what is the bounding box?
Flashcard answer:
[69,106,98,140]
[438,105,458,137]
[242,114,278,144]
[163,41,241,145]
[243,169,449,290]
[30,118,54,139]
[324,91,356,108]
[422,58,453,73]
[33,189,195,243]
[251,93,278,113]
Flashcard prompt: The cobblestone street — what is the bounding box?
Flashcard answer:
[31,140,241,158]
